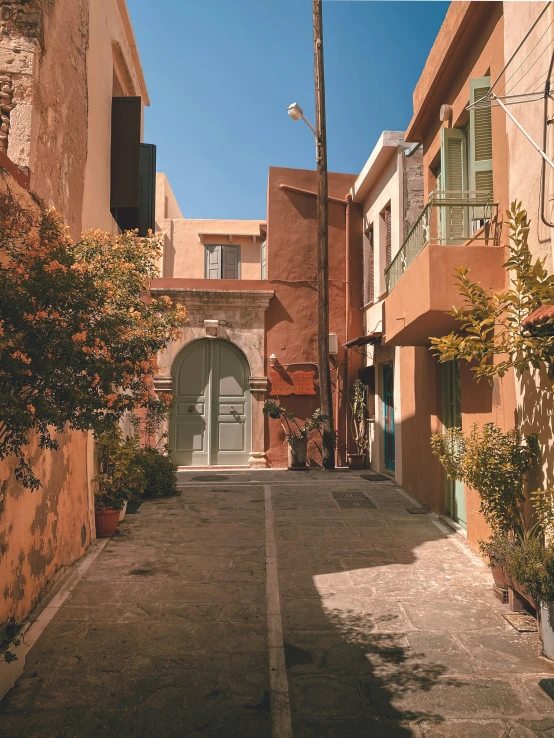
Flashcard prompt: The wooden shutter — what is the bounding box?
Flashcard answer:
[440,128,468,242]
[260,240,267,279]
[110,97,141,208]
[384,206,392,268]
[205,245,221,279]
[470,77,493,197]
[137,143,156,237]
[222,245,240,279]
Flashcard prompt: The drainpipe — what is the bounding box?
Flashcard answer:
[344,193,352,466]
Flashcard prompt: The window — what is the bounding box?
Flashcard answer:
[364,224,374,304]
[469,76,493,198]
[205,245,240,279]
[260,240,267,279]
[110,97,156,236]
[382,204,392,270]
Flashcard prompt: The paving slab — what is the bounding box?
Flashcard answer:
[2,470,554,738]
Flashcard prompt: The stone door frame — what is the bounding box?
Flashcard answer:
[152,287,274,468]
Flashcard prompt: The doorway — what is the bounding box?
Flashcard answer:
[442,360,466,528]
[383,363,395,472]
[171,339,251,467]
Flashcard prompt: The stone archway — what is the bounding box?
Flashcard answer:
[152,286,274,468]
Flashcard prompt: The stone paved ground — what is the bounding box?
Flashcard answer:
[1,470,554,737]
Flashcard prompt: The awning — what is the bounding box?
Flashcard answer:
[521,305,554,330]
[344,332,382,349]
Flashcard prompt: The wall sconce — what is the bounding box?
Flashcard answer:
[204,319,220,338]
[269,353,278,366]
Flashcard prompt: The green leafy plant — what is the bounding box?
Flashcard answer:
[263,400,327,441]
[0,618,22,664]
[349,379,368,456]
[505,538,554,604]
[94,425,145,510]
[431,423,539,536]
[0,187,186,489]
[430,201,554,383]
[134,447,178,499]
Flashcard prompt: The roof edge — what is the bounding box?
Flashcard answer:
[116,0,150,106]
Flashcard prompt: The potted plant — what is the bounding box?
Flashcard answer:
[94,425,145,537]
[263,400,327,470]
[348,379,368,470]
[431,423,539,592]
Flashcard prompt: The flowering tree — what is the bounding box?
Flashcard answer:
[0,186,186,488]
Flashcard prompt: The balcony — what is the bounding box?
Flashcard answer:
[383,191,506,346]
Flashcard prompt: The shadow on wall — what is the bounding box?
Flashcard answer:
[518,366,554,491]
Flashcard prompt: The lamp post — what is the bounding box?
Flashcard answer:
[286,0,335,470]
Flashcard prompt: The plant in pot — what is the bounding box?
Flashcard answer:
[94,425,145,537]
[431,422,539,590]
[129,403,178,503]
[263,400,327,470]
[348,379,368,470]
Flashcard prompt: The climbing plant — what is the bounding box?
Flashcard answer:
[430,201,554,382]
[0,187,186,489]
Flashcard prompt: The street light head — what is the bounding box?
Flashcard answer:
[287,102,304,121]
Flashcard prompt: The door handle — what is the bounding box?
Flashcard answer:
[188,405,195,413]
[229,407,235,414]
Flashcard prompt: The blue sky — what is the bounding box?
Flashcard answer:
[128,1,449,220]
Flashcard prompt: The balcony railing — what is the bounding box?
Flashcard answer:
[385,190,498,293]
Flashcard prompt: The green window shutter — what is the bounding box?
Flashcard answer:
[440,128,468,242]
[222,245,240,279]
[110,97,141,209]
[469,76,493,197]
[205,245,221,279]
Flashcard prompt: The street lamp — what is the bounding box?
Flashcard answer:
[287,102,318,141]
[286,2,335,471]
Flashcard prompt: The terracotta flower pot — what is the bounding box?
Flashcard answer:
[347,453,365,470]
[95,508,120,538]
[288,436,308,470]
[490,565,508,590]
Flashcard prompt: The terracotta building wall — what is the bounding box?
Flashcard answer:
[403,1,518,554]
[265,167,363,468]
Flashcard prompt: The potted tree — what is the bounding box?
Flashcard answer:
[94,426,145,537]
[263,400,327,470]
[348,379,368,470]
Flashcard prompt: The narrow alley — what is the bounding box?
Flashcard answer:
[1,471,553,738]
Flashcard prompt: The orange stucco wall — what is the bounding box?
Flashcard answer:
[265,167,363,468]
[0,0,147,623]
[401,1,517,554]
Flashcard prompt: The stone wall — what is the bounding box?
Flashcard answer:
[403,147,424,239]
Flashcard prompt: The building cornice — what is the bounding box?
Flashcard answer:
[150,287,275,311]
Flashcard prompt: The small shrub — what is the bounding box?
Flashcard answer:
[94,426,145,510]
[134,447,178,499]
[504,538,554,604]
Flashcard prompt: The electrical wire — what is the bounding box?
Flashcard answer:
[504,34,554,97]
[496,16,554,96]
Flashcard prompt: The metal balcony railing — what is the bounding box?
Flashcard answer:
[385,190,498,293]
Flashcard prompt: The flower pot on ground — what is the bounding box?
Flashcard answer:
[288,436,308,470]
[95,508,121,538]
[349,379,368,469]
[347,453,365,470]
[263,400,328,469]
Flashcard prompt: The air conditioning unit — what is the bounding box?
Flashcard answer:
[328,333,338,355]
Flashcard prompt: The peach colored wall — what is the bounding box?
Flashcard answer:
[402,1,518,553]
[0,0,150,624]
[161,218,265,280]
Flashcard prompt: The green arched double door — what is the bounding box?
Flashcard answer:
[171,339,251,467]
